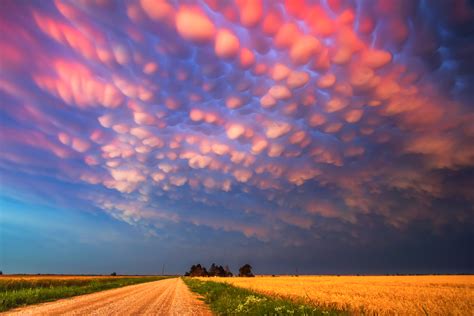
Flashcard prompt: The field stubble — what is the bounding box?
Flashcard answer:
[208,275,474,315]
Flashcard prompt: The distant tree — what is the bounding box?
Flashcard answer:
[209,264,233,277]
[0,271,2,275]
[185,264,208,277]
[238,264,254,277]
[185,264,195,276]
[216,265,226,277]
[208,263,218,277]
[186,263,233,277]
[110,272,117,276]
[224,265,233,277]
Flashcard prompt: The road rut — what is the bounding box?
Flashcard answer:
[4,278,211,315]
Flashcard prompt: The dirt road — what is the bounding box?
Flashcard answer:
[4,278,212,315]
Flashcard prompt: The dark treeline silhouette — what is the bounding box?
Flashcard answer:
[184,263,233,277]
[185,263,254,277]
[238,264,254,277]
[185,264,209,277]
[208,263,233,277]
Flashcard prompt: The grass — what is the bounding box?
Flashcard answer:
[183,277,346,315]
[0,275,172,312]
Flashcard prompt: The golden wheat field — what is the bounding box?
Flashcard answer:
[210,275,474,315]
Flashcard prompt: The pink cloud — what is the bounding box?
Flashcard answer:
[2,0,473,247]
[175,7,215,43]
[215,29,240,59]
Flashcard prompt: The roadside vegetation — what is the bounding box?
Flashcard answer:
[0,275,171,312]
[183,278,346,315]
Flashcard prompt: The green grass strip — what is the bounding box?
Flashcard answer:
[183,278,347,316]
[0,276,172,312]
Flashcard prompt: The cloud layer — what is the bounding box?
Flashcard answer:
[1,0,473,258]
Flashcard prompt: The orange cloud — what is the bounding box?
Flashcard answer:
[175,7,215,43]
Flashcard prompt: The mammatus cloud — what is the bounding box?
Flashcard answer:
[1,0,473,246]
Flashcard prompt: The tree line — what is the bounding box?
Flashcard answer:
[184,263,254,277]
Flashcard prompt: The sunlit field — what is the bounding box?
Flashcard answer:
[209,275,474,315]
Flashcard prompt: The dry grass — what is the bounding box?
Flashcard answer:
[209,275,474,315]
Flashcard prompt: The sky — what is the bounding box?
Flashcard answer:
[0,0,473,275]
